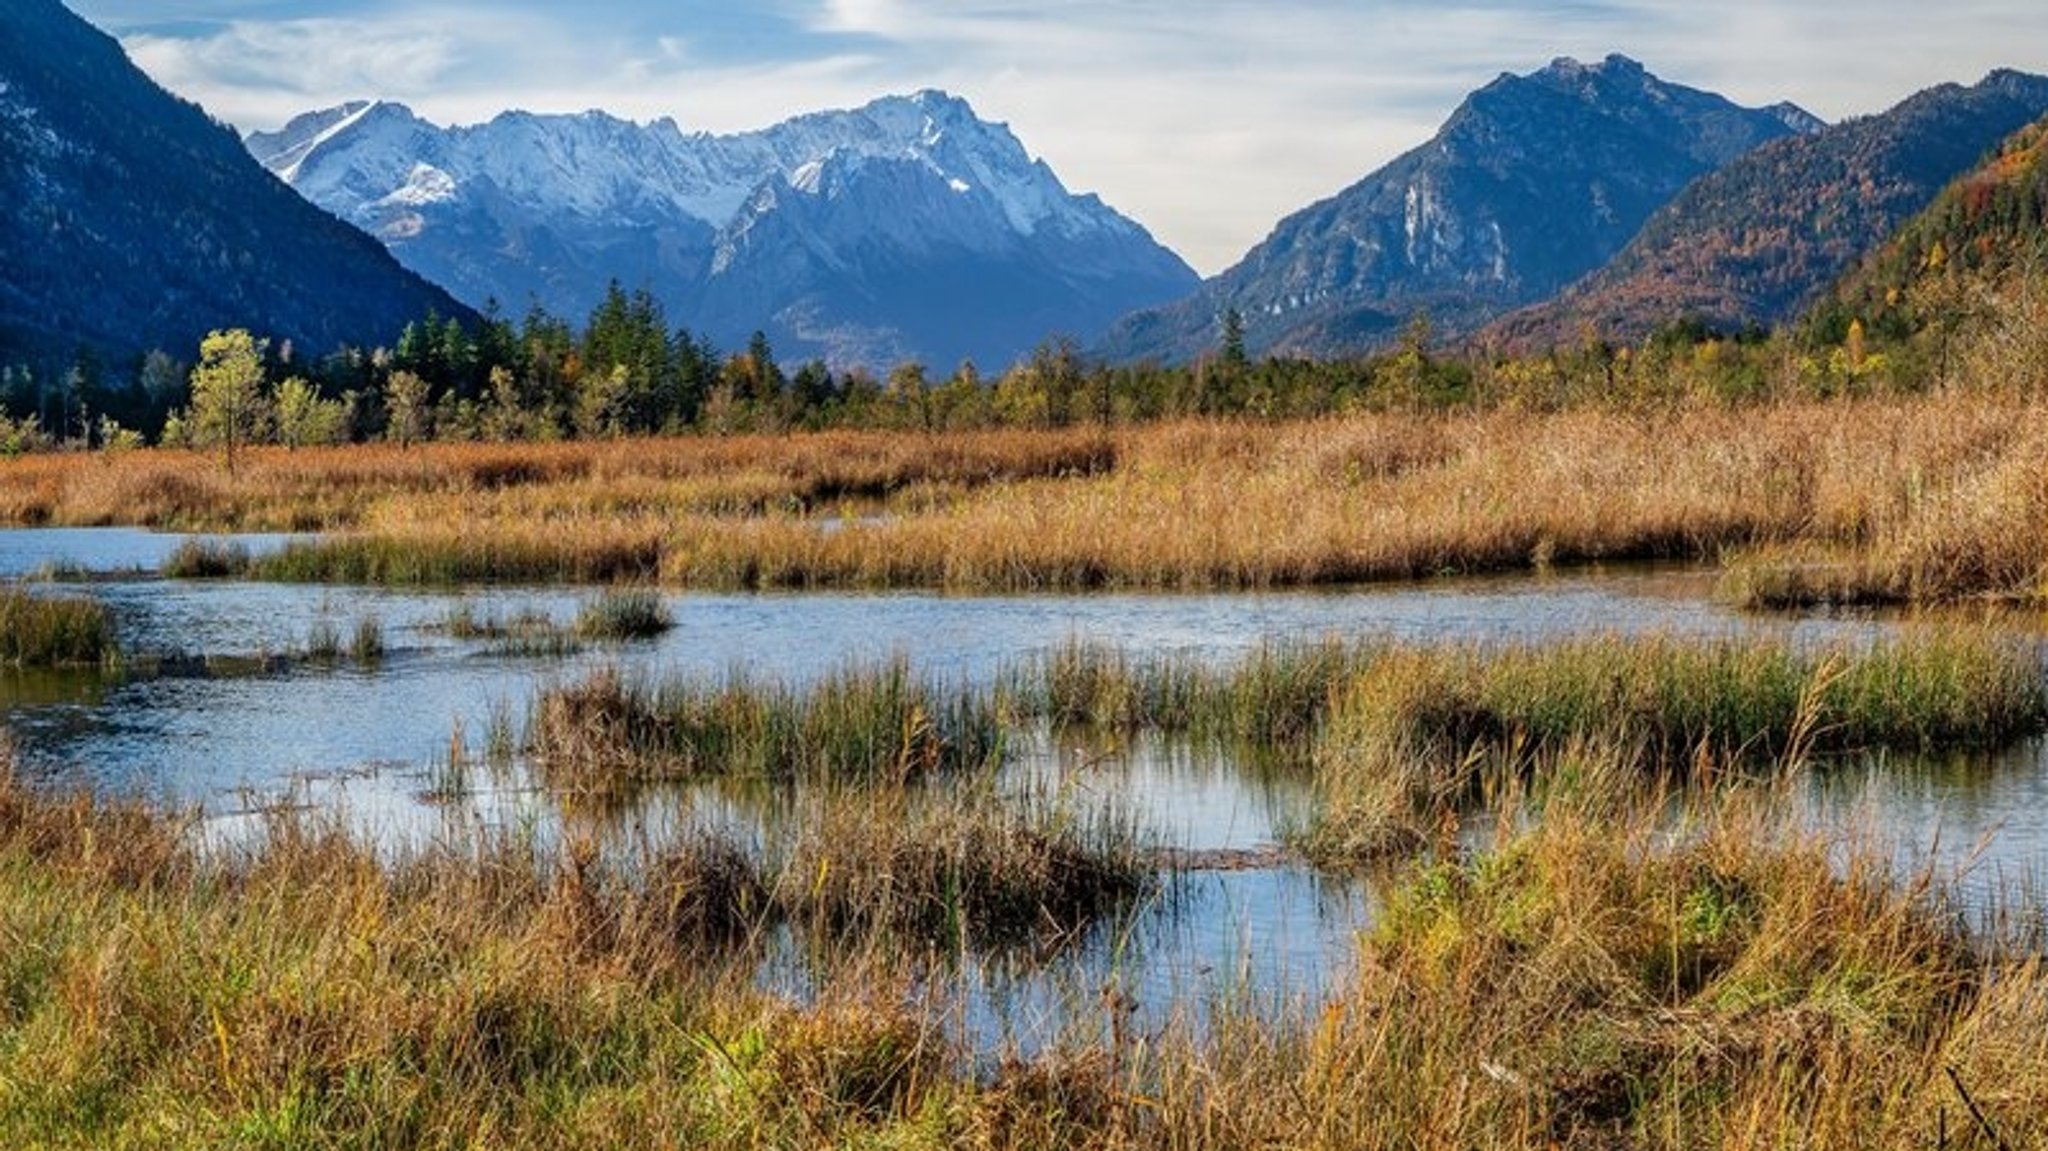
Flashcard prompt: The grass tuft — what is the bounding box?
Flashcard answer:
[574,588,674,641]
[0,585,116,668]
[781,786,1153,952]
[1303,630,2048,863]
[531,659,1003,795]
[161,536,250,579]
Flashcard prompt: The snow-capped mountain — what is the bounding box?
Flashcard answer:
[249,92,1199,370]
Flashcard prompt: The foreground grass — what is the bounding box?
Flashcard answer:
[12,390,2048,599]
[5,733,2047,1148]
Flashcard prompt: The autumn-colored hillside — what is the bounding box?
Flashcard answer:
[1485,70,2048,351]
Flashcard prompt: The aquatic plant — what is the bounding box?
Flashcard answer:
[780,784,1153,952]
[574,588,674,640]
[349,615,386,666]
[1304,629,2048,862]
[0,585,115,668]
[0,389,2034,601]
[4,727,2048,1147]
[431,601,582,657]
[530,659,1003,794]
[160,536,250,579]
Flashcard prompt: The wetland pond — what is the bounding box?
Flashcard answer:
[4,527,2046,1052]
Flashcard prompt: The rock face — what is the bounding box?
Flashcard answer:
[0,0,469,370]
[250,91,1199,370]
[1488,70,2048,351]
[1100,54,1814,364]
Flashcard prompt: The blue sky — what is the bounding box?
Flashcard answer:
[65,0,2048,274]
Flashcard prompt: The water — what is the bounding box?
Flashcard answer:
[3,533,1883,804]
[4,526,2045,1048]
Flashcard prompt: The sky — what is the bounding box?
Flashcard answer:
[62,0,2048,276]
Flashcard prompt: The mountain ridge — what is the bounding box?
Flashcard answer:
[252,90,1198,370]
[1484,69,2048,351]
[1098,54,1817,365]
[0,0,470,376]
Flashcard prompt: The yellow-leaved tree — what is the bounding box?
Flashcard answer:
[187,329,270,474]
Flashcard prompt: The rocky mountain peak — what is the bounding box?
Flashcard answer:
[1100,54,1807,364]
[253,89,1197,369]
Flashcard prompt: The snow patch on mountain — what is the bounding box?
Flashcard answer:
[261,100,379,183]
[381,162,457,208]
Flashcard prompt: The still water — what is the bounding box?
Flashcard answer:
[3,528,2043,1046]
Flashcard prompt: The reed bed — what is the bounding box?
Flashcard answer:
[0,585,116,668]
[250,528,667,585]
[1009,637,1369,751]
[0,428,1118,531]
[1305,630,2048,862]
[1016,629,2045,760]
[0,735,1146,1148]
[1126,769,2048,1150]
[8,391,2047,600]
[530,659,1003,795]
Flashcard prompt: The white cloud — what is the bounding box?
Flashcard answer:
[72,1,2048,274]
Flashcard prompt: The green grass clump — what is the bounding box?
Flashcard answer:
[349,615,386,666]
[161,536,251,579]
[782,786,1153,952]
[434,601,582,656]
[575,588,674,641]
[1306,630,2048,863]
[1011,637,1372,753]
[0,586,115,668]
[1345,631,2045,761]
[1264,778,2029,1149]
[532,659,1002,795]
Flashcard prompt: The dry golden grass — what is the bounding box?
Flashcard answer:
[5,389,2045,598]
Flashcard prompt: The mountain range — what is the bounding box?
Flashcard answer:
[0,0,467,375]
[1098,55,1821,365]
[12,0,2048,390]
[247,93,1199,371]
[1488,69,2048,350]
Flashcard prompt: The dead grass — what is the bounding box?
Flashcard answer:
[5,391,2044,598]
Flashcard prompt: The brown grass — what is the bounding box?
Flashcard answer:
[5,390,2046,597]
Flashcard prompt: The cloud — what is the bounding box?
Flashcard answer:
[68,0,2048,274]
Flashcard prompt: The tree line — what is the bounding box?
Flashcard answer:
[0,274,2018,458]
